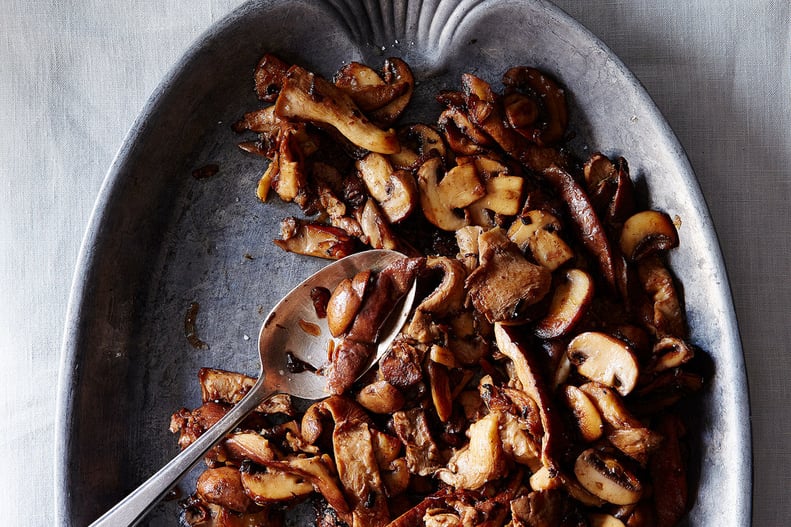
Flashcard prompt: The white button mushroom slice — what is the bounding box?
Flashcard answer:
[619,210,679,262]
[356,152,418,223]
[567,332,640,396]
[528,465,560,491]
[417,157,483,231]
[534,269,594,338]
[573,448,643,505]
[274,64,399,154]
[467,174,524,226]
[507,210,574,271]
[562,384,604,442]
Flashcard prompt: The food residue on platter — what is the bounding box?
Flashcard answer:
[191,163,220,180]
[298,318,321,337]
[183,301,209,350]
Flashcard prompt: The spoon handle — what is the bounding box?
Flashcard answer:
[89,378,271,527]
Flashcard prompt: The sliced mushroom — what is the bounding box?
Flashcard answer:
[637,255,686,338]
[241,467,314,505]
[392,408,445,476]
[417,157,484,231]
[502,66,568,146]
[567,332,640,396]
[415,256,467,316]
[437,412,506,490]
[582,153,635,224]
[455,225,484,273]
[647,337,694,373]
[334,61,410,112]
[274,64,399,154]
[574,448,643,505]
[534,269,594,338]
[356,379,405,414]
[428,359,453,423]
[438,107,490,156]
[542,166,616,290]
[356,152,418,223]
[356,198,400,250]
[274,217,356,259]
[507,210,574,271]
[466,228,552,323]
[223,431,276,465]
[588,513,627,527]
[620,210,679,262]
[326,270,371,337]
[197,466,253,513]
[390,123,446,170]
[368,58,415,126]
[467,174,524,227]
[562,384,603,443]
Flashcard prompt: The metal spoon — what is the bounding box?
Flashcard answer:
[90,249,416,526]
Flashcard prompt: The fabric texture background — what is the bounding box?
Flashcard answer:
[0,0,788,524]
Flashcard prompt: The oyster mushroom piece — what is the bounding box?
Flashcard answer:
[637,255,686,338]
[417,157,484,231]
[389,123,446,170]
[240,468,314,505]
[620,210,679,262]
[507,210,574,271]
[466,228,552,323]
[254,53,291,102]
[356,152,418,223]
[567,332,640,396]
[437,412,506,490]
[274,64,399,154]
[534,269,594,339]
[274,217,356,260]
[574,448,643,505]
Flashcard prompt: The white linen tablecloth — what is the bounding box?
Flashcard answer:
[1,1,788,524]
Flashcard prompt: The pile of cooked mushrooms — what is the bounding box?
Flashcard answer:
[169,54,705,527]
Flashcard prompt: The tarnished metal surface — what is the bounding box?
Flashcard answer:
[57,0,751,525]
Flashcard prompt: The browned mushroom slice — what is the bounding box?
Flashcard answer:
[356,153,418,223]
[494,323,565,468]
[511,489,586,527]
[232,104,282,135]
[198,367,255,404]
[438,108,490,156]
[389,123,446,170]
[222,431,277,465]
[562,384,604,442]
[367,58,415,126]
[588,513,627,527]
[574,448,643,505]
[274,217,356,260]
[254,53,291,102]
[467,174,524,227]
[637,255,686,338]
[647,336,694,373]
[417,157,484,231]
[507,210,574,271]
[542,165,617,290]
[241,467,314,505]
[392,408,445,476]
[356,198,400,250]
[620,210,679,262]
[436,412,506,490]
[197,466,253,513]
[535,269,594,338]
[414,256,467,316]
[326,270,371,337]
[334,61,410,112]
[274,65,399,154]
[567,332,640,396]
[355,379,405,414]
[582,153,635,224]
[332,420,391,527]
[466,228,551,323]
[501,66,568,146]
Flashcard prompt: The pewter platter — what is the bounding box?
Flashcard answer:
[56,0,751,525]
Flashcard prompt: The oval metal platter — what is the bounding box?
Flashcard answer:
[56,0,751,525]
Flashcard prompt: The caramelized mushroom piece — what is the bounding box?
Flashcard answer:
[437,412,506,490]
[574,449,643,505]
[367,58,415,126]
[197,467,253,513]
[567,332,640,396]
[417,157,485,231]
[507,210,574,271]
[389,123,446,170]
[274,217,356,260]
[275,65,399,154]
[356,152,418,223]
[534,269,594,338]
[334,61,410,112]
[326,270,371,337]
[502,66,568,146]
[241,468,314,505]
[254,53,291,102]
[562,384,604,443]
[466,228,552,323]
[637,256,686,338]
[620,210,679,262]
[356,379,405,414]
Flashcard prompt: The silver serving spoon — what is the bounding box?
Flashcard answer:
[90,249,416,526]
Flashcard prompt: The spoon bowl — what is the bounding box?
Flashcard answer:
[89,249,416,526]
